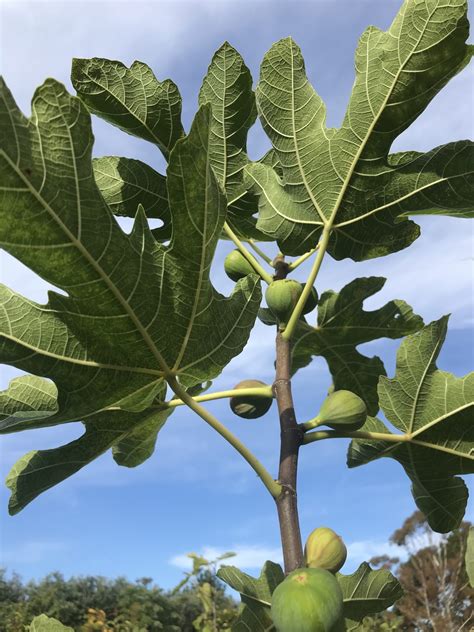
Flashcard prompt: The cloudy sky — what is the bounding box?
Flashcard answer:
[0,0,473,591]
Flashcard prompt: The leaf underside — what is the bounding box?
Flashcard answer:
[245,0,473,258]
[348,317,474,533]
[0,78,261,513]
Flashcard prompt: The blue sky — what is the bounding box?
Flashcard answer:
[0,0,473,592]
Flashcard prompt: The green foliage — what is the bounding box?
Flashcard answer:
[245,1,473,258]
[467,527,474,587]
[348,317,474,532]
[0,0,473,627]
[29,615,73,631]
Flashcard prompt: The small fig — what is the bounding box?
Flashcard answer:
[229,379,272,419]
[302,286,319,315]
[304,527,347,574]
[318,390,367,431]
[224,250,255,281]
[265,279,303,324]
[271,567,344,632]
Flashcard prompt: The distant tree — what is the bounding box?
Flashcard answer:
[368,511,473,631]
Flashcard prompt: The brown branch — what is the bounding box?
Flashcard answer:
[274,331,305,573]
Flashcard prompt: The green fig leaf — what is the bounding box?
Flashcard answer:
[0,375,58,430]
[198,42,272,242]
[217,562,284,631]
[337,562,403,631]
[29,615,74,631]
[0,78,261,511]
[466,527,474,588]
[266,277,423,415]
[93,156,171,241]
[246,0,473,258]
[71,58,185,158]
[348,317,474,533]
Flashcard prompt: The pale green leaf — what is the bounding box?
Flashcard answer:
[246,0,473,258]
[0,79,261,511]
[348,317,474,532]
[29,614,73,631]
[93,156,171,241]
[0,375,57,431]
[337,562,403,631]
[217,562,284,632]
[71,58,184,158]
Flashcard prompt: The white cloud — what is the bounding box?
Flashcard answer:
[170,544,283,571]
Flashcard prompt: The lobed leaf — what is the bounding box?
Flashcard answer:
[198,42,272,242]
[262,277,423,415]
[71,58,184,158]
[337,562,403,631]
[93,156,172,241]
[217,562,284,631]
[246,0,473,258]
[348,317,474,532]
[0,79,261,511]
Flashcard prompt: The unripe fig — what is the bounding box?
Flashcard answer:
[302,286,319,315]
[224,250,255,281]
[304,527,347,574]
[265,280,303,324]
[229,379,272,419]
[271,567,344,632]
[318,389,367,431]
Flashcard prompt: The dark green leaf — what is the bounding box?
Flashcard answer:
[0,79,261,511]
[290,277,423,415]
[348,317,474,532]
[337,562,403,631]
[217,562,284,631]
[93,156,171,241]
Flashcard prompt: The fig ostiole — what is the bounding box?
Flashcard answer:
[304,527,347,574]
[229,379,273,419]
[271,567,344,632]
[224,249,256,282]
[317,389,367,431]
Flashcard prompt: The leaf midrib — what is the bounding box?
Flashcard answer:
[2,149,172,377]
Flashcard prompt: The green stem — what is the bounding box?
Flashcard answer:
[159,385,273,410]
[282,227,331,340]
[303,429,410,445]
[246,239,274,266]
[288,244,320,271]
[300,416,324,432]
[167,376,281,499]
[224,222,273,284]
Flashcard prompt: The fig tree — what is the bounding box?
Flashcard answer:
[318,389,367,431]
[271,567,344,632]
[224,249,255,281]
[265,279,303,324]
[229,379,272,419]
[304,527,347,573]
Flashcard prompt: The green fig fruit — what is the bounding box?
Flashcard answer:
[302,286,319,315]
[304,527,347,574]
[229,379,272,419]
[271,567,344,632]
[224,250,255,281]
[265,279,303,324]
[318,390,367,431]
